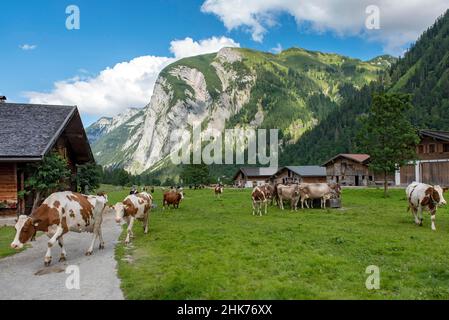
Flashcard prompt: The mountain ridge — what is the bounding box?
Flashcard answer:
[86,47,394,175]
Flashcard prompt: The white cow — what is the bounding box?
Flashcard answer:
[406,182,447,230]
[11,191,108,266]
[298,183,337,209]
[276,184,300,211]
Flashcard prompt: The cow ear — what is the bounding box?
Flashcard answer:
[421,196,430,206]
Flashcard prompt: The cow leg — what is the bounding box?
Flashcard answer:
[58,237,67,262]
[264,200,268,215]
[418,206,424,227]
[411,205,420,225]
[98,226,105,250]
[86,232,98,256]
[279,196,284,210]
[252,200,256,216]
[125,217,135,244]
[431,212,436,231]
[143,211,149,234]
[45,227,63,266]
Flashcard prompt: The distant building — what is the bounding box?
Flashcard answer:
[397,130,449,186]
[233,167,278,188]
[0,103,94,215]
[273,166,326,184]
[323,154,374,186]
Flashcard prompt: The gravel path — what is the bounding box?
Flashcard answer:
[0,214,124,300]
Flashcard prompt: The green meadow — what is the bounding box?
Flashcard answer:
[108,187,449,300]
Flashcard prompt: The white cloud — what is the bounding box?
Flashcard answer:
[25,36,238,117]
[201,0,449,54]
[19,44,37,51]
[271,43,283,54]
[169,36,240,58]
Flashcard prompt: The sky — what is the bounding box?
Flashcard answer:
[1,0,448,127]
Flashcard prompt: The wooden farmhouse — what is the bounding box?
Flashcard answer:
[323,154,375,186]
[0,102,94,216]
[397,130,449,186]
[272,166,326,184]
[233,167,278,188]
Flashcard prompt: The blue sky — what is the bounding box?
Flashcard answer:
[1,0,448,126]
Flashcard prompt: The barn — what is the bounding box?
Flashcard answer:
[272,166,326,184]
[233,167,278,188]
[0,102,94,216]
[323,154,375,186]
[397,130,449,186]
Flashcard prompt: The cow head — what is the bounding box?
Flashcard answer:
[433,185,447,206]
[10,215,37,249]
[97,192,109,203]
[112,202,125,223]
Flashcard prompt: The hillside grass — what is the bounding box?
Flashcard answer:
[110,187,449,300]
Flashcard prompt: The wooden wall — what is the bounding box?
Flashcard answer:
[417,137,449,160]
[400,164,416,185]
[421,161,449,186]
[302,176,327,183]
[0,163,17,207]
[325,158,373,186]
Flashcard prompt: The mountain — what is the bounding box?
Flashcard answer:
[282,9,449,166]
[87,47,391,175]
[86,108,140,144]
[389,10,449,129]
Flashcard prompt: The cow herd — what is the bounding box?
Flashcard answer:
[251,182,342,216]
[7,181,448,267]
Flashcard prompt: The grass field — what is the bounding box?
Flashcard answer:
[108,187,449,300]
[0,226,22,259]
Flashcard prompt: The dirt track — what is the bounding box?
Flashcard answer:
[0,214,124,300]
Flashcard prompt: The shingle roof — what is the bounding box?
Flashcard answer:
[0,103,76,159]
[283,166,326,177]
[235,167,279,179]
[420,130,449,142]
[322,153,370,166]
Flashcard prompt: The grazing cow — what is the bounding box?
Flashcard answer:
[11,191,107,266]
[298,183,336,209]
[214,185,224,198]
[406,182,447,230]
[112,192,153,244]
[163,188,184,209]
[251,186,268,216]
[277,184,300,211]
[328,182,342,198]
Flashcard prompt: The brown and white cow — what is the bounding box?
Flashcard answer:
[260,183,276,206]
[406,182,447,230]
[163,189,184,209]
[11,191,108,266]
[251,186,268,216]
[112,192,153,244]
[276,184,300,211]
[214,185,224,199]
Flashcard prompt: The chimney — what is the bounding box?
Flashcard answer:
[0,96,6,103]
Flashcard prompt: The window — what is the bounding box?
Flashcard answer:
[444,144,449,153]
[418,145,424,154]
[429,144,436,153]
